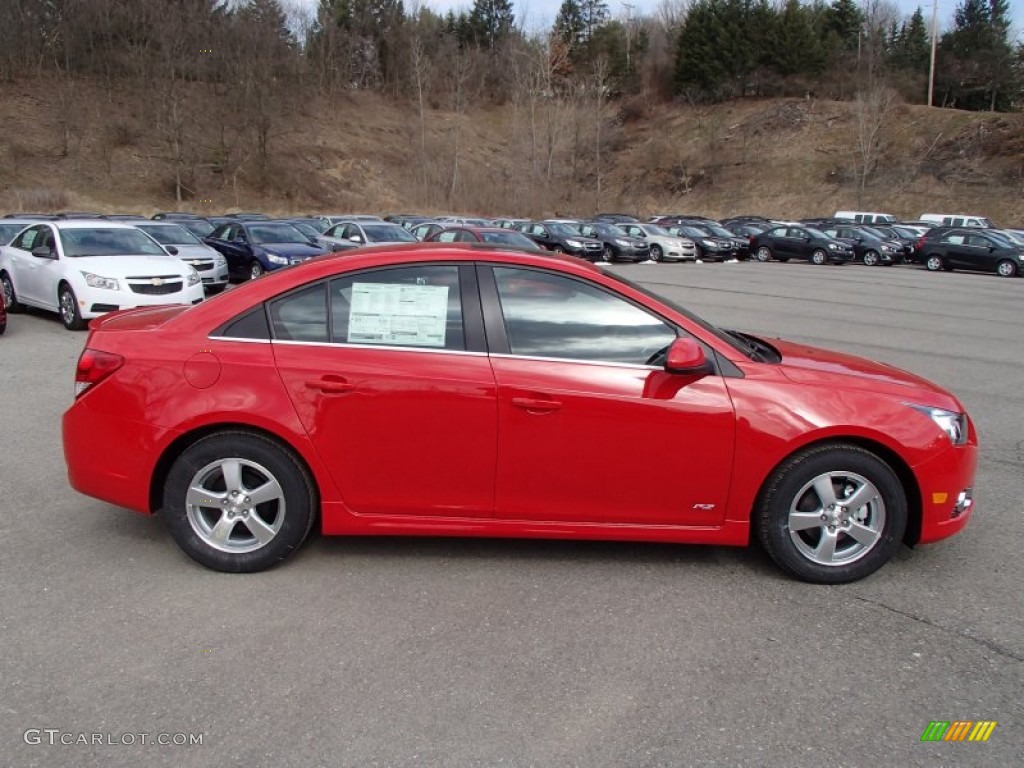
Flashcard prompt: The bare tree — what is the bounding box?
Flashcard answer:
[854,85,897,204]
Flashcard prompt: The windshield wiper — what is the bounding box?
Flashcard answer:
[724,329,779,363]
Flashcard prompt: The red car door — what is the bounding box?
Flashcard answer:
[271,264,498,518]
[484,265,736,527]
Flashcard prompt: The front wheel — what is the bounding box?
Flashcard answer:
[996,259,1017,277]
[649,244,663,262]
[862,250,880,266]
[249,261,265,280]
[755,246,772,262]
[163,432,317,572]
[59,283,87,330]
[810,249,827,265]
[756,444,907,584]
[601,245,614,263]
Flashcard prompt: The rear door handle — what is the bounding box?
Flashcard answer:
[511,396,562,413]
[305,376,353,394]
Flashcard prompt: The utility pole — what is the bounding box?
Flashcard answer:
[622,2,635,72]
[928,0,938,106]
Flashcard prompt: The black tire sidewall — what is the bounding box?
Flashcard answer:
[60,284,85,330]
[757,445,907,584]
[162,432,316,573]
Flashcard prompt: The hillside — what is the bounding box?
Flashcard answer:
[1,77,1022,223]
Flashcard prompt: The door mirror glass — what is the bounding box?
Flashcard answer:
[31,246,53,259]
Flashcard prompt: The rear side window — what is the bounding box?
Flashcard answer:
[218,307,270,340]
[329,265,465,351]
[269,283,328,342]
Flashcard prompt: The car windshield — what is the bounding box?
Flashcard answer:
[643,224,672,236]
[805,227,830,239]
[701,223,734,237]
[673,226,706,238]
[479,231,540,249]
[989,230,1024,246]
[363,224,417,243]
[59,227,168,257]
[288,221,321,238]
[177,220,214,238]
[137,224,202,246]
[248,223,310,244]
[549,223,582,237]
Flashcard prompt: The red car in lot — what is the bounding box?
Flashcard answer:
[62,246,977,583]
[0,289,6,334]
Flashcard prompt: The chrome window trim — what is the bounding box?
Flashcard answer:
[489,352,660,371]
[270,339,486,357]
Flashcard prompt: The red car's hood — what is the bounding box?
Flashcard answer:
[770,338,961,409]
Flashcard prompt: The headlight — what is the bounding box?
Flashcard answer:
[615,239,630,247]
[81,272,119,291]
[187,268,201,286]
[680,239,694,247]
[565,239,582,248]
[908,404,968,445]
[828,243,840,249]
[214,256,226,266]
[266,253,289,265]
[881,245,895,252]
[702,239,715,248]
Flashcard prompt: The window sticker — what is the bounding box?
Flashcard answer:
[348,282,449,347]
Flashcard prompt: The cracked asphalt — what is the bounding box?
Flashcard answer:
[1,260,1021,767]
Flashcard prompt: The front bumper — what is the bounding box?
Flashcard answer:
[913,441,978,545]
[80,283,205,318]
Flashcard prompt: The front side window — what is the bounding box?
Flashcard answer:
[12,225,45,251]
[493,267,676,365]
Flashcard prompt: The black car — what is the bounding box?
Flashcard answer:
[917,228,1024,277]
[592,213,641,224]
[818,224,903,266]
[749,225,855,265]
[862,225,920,262]
[205,221,329,280]
[519,221,604,260]
[580,221,651,262]
[665,225,737,262]
[679,219,751,259]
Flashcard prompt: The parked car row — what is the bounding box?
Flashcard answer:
[2,206,1021,335]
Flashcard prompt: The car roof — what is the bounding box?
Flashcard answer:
[48,221,140,230]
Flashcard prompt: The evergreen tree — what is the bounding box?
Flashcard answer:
[890,7,930,74]
[468,0,515,49]
[580,0,610,41]
[937,0,1018,110]
[766,0,825,76]
[822,0,864,51]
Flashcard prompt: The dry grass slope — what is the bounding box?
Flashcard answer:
[0,78,1021,223]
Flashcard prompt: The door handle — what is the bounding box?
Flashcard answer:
[305,376,353,394]
[511,396,562,413]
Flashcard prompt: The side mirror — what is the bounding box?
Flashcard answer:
[349,235,362,243]
[989,245,995,252]
[665,338,713,376]
[31,246,54,259]
[166,245,179,256]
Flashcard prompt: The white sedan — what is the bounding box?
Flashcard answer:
[621,223,698,262]
[0,221,204,330]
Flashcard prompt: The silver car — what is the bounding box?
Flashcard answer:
[621,223,697,262]
[317,221,419,250]
[134,222,229,292]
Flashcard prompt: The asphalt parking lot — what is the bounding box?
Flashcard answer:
[1,261,1022,767]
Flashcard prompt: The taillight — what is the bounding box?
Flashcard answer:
[74,348,124,397]
[915,236,926,251]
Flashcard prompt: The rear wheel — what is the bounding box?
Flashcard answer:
[756,444,907,584]
[810,249,827,265]
[925,255,943,271]
[59,283,86,331]
[1,272,23,312]
[755,246,772,262]
[862,250,880,266]
[163,432,317,573]
[996,259,1017,277]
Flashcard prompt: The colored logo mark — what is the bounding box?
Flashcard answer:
[921,721,997,742]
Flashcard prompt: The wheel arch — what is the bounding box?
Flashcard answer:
[751,435,922,546]
[149,423,322,518]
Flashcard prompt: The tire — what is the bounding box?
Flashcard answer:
[756,443,907,584]
[249,261,265,280]
[552,246,565,254]
[649,244,663,262]
[0,320,5,335]
[601,245,614,263]
[59,283,87,331]
[996,259,1017,278]
[925,255,943,272]
[862,250,880,266]
[1,271,24,312]
[810,249,827,265]
[162,432,317,573]
[755,246,772,262]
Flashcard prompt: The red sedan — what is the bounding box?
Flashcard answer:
[62,246,977,582]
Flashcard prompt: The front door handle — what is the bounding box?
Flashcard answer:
[305,376,353,394]
[511,396,562,413]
